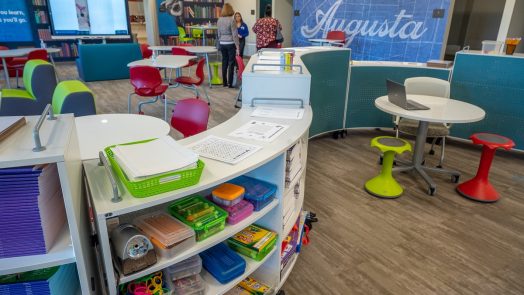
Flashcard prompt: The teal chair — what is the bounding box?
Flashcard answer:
[52,80,96,117]
[0,60,57,116]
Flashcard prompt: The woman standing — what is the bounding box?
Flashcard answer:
[235,12,249,58]
[252,4,282,51]
[217,3,240,88]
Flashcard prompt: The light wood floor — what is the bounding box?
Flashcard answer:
[24,63,524,295]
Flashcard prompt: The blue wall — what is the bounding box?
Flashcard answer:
[0,0,34,42]
[292,0,451,62]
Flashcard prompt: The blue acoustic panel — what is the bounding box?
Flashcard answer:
[293,0,451,62]
[346,66,450,128]
[301,50,351,137]
[451,53,524,149]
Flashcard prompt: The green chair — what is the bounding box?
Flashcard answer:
[365,136,412,198]
[52,80,96,117]
[210,62,223,85]
[177,26,194,44]
[0,60,57,116]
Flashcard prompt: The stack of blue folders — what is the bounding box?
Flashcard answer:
[0,164,66,258]
[0,264,79,294]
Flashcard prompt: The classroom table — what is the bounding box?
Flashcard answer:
[375,94,485,195]
[127,54,196,70]
[189,25,218,46]
[148,45,217,87]
[75,114,171,160]
[0,48,61,89]
[308,38,344,46]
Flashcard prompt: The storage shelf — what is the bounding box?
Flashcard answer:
[118,199,278,284]
[278,253,298,291]
[202,247,276,295]
[0,225,75,275]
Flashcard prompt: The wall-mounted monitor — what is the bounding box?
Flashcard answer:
[0,1,34,43]
[48,0,130,37]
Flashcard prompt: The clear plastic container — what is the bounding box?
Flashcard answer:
[482,40,503,54]
[229,176,276,211]
[134,211,196,258]
[200,243,246,284]
[212,183,245,206]
[169,196,228,242]
[165,255,202,281]
[171,274,205,295]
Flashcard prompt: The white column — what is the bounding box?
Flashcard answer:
[144,0,160,45]
[497,0,516,41]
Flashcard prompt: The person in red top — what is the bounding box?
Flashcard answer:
[252,5,282,51]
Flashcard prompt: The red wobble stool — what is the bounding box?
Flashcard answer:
[456,133,515,202]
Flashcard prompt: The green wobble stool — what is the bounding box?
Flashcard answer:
[365,136,412,198]
[210,62,223,85]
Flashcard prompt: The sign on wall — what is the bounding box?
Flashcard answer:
[0,0,33,42]
[293,0,451,62]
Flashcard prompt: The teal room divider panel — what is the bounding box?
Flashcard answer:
[451,53,524,149]
[302,50,351,137]
[346,66,450,129]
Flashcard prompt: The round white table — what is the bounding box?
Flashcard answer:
[375,95,486,195]
[75,114,171,160]
[148,45,217,87]
[0,48,61,89]
[308,38,344,46]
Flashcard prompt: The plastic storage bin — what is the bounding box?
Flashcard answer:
[229,176,277,211]
[169,195,228,242]
[482,40,503,54]
[171,274,205,295]
[239,277,272,295]
[224,286,252,295]
[222,200,254,225]
[165,255,202,281]
[134,211,196,258]
[227,224,277,261]
[200,243,246,284]
[212,183,245,206]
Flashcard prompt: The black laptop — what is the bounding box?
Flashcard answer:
[386,80,430,110]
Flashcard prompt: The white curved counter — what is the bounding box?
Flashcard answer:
[83,106,312,294]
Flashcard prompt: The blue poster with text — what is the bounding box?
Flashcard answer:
[293,0,450,62]
[0,0,33,42]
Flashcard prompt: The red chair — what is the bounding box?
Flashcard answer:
[171,98,210,138]
[139,43,153,59]
[171,47,197,67]
[456,133,515,203]
[128,66,171,121]
[178,43,193,47]
[172,58,210,105]
[8,49,48,87]
[326,30,346,46]
[234,55,245,108]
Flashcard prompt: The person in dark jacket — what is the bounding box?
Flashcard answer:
[235,12,249,58]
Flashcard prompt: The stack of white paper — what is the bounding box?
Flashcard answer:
[111,136,199,180]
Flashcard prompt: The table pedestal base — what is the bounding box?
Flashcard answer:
[393,121,460,195]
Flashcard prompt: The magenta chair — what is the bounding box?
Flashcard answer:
[128,66,170,121]
[171,98,210,138]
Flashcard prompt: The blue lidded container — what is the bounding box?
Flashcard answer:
[200,243,246,284]
[229,176,276,211]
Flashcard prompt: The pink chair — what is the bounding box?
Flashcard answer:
[171,98,210,138]
[326,30,346,46]
[139,43,153,59]
[172,58,210,105]
[128,65,171,121]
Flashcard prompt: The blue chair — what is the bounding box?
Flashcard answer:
[0,60,57,116]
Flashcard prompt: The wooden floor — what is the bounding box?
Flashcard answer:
[27,64,524,294]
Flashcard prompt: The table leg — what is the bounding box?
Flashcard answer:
[1,57,11,89]
[205,53,212,88]
[49,54,60,82]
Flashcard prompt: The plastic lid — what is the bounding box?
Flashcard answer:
[166,255,202,273]
[223,200,254,218]
[169,196,228,230]
[135,211,194,247]
[172,274,204,291]
[229,176,276,201]
[212,183,245,200]
[200,243,246,279]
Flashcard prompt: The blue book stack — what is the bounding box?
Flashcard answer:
[0,264,79,294]
[0,165,66,258]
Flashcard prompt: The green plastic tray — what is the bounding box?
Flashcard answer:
[227,234,277,261]
[104,139,205,198]
[169,195,228,242]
